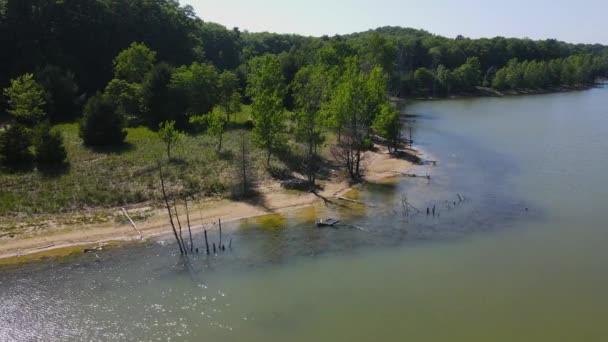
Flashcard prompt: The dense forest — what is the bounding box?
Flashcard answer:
[1,0,608,213]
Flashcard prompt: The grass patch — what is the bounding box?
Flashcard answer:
[0,111,281,216]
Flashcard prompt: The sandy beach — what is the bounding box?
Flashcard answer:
[0,148,418,262]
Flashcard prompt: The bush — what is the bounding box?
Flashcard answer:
[0,125,33,169]
[34,123,68,165]
[80,94,127,146]
[360,137,374,151]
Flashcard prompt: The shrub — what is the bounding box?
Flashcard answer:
[33,123,68,165]
[0,125,33,169]
[80,94,127,146]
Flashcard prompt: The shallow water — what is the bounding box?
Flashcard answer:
[2,86,608,341]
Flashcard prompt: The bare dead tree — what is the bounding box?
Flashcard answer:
[159,164,185,255]
[184,198,194,253]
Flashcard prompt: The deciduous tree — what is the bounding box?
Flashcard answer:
[246,55,286,165]
[113,42,157,83]
[158,120,181,160]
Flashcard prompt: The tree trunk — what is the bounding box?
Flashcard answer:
[159,165,184,255]
[167,143,171,160]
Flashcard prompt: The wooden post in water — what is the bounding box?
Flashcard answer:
[213,243,217,254]
[218,218,223,250]
[185,198,194,253]
[173,201,186,254]
[204,229,210,255]
[159,164,184,255]
[229,238,233,250]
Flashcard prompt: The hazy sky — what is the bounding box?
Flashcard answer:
[184,0,607,44]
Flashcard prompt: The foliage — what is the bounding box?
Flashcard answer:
[372,104,401,154]
[104,79,144,122]
[169,62,219,120]
[414,67,435,92]
[452,57,482,91]
[158,120,181,159]
[141,62,175,126]
[326,57,368,179]
[492,55,608,90]
[0,124,33,169]
[292,65,328,185]
[113,42,157,83]
[33,123,67,165]
[36,65,80,122]
[197,22,241,70]
[0,123,276,215]
[80,94,126,146]
[435,65,453,95]
[3,73,47,125]
[247,54,286,165]
[217,70,241,121]
[207,106,227,152]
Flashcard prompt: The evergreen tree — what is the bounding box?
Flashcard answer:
[80,94,127,146]
[33,123,68,165]
[4,73,47,125]
[0,125,33,169]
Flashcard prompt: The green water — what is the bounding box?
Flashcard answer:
[2,86,608,341]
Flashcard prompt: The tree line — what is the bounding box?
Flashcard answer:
[2,0,608,184]
[2,0,608,107]
[1,40,399,188]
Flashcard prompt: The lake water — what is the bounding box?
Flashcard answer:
[2,86,608,341]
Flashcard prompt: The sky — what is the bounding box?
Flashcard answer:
[184,0,607,45]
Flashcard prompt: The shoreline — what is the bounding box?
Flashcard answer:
[0,148,421,264]
[393,83,598,103]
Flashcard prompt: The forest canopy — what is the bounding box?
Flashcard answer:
[2,0,608,113]
[1,0,608,212]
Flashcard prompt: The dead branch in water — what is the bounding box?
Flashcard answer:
[173,201,187,254]
[121,207,144,240]
[159,164,185,255]
[184,198,194,253]
[399,172,431,179]
[337,196,377,207]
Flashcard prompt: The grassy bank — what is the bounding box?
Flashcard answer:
[0,106,300,217]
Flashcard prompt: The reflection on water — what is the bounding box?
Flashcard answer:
[2,87,608,341]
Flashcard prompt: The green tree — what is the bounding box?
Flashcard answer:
[292,65,328,186]
[414,67,435,93]
[362,33,397,75]
[453,57,482,91]
[372,104,401,154]
[0,125,33,169]
[326,57,367,179]
[169,62,219,123]
[80,94,127,146]
[113,42,157,83]
[492,68,509,89]
[104,79,143,123]
[435,65,453,95]
[33,123,68,166]
[207,106,227,153]
[141,63,175,125]
[158,120,181,160]
[4,74,47,125]
[217,70,241,121]
[364,66,389,133]
[36,65,80,121]
[246,55,286,165]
